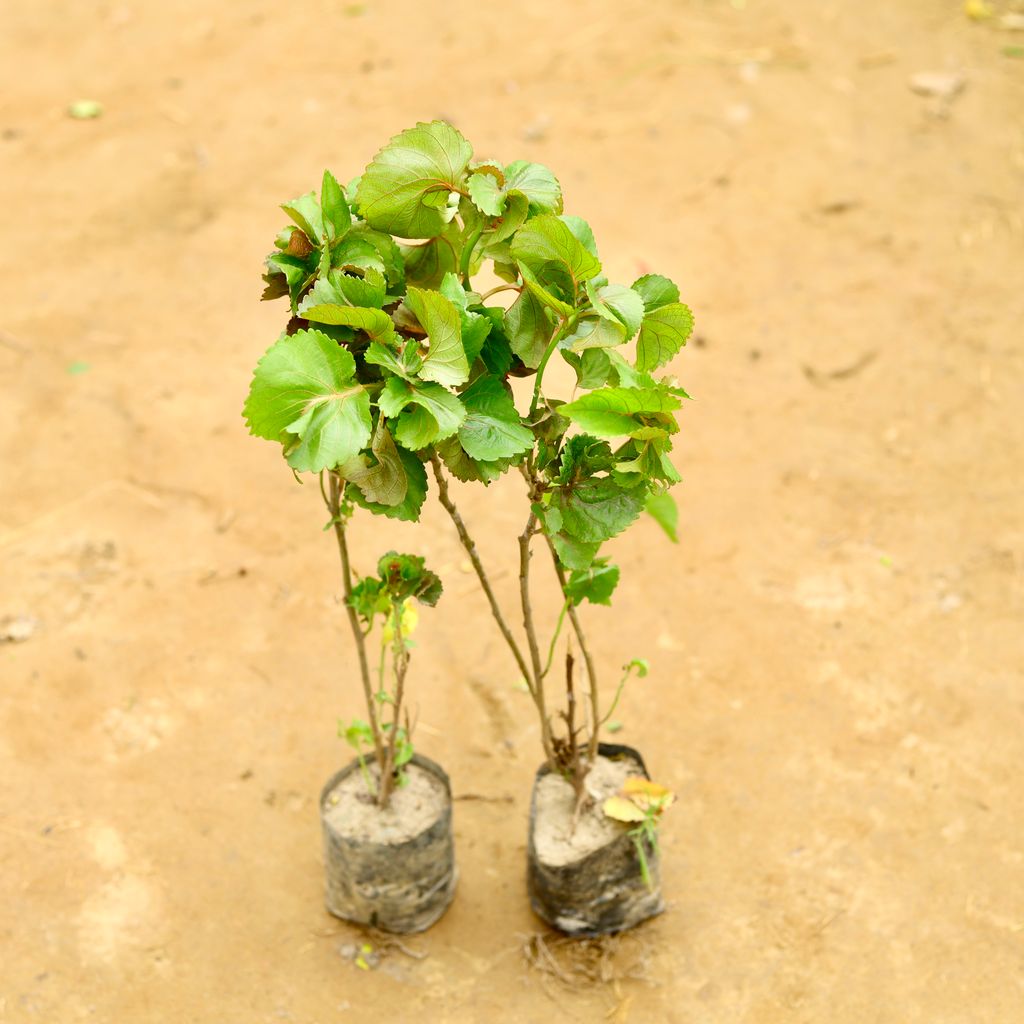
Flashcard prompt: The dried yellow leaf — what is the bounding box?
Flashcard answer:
[603,795,647,823]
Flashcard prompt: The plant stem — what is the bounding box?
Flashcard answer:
[541,599,569,680]
[377,601,409,808]
[543,534,601,765]
[324,472,385,773]
[528,317,568,420]
[460,225,484,286]
[519,511,555,764]
[479,283,522,302]
[428,454,534,689]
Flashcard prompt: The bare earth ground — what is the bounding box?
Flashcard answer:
[2,1,1023,1021]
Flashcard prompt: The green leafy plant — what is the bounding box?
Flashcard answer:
[338,551,441,804]
[244,120,692,806]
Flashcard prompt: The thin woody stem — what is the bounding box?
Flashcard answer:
[324,471,385,771]
[543,533,601,765]
[429,454,534,689]
[519,511,555,763]
[378,601,409,808]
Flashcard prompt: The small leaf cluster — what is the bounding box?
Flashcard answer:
[349,551,443,634]
[243,121,693,602]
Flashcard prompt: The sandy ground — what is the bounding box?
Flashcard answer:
[2,1,1023,1020]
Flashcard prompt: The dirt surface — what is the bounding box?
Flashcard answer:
[324,761,447,844]
[2,1,1023,1021]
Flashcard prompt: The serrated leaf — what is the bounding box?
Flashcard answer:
[590,283,645,337]
[560,215,599,259]
[320,169,351,244]
[467,171,505,216]
[356,120,473,238]
[435,435,513,484]
[560,386,682,437]
[550,477,647,543]
[298,268,387,314]
[636,302,694,372]
[550,532,602,571]
[282,191,324,244]
[439,273,492,365]
[504,288,551,368]
[348,446,427,522]
[567,316,627,352]
[243,328,372,473]
[504,160,563,214]
[457,375,533,461]
[339,420,407,506]
[364,340,420,381]
[645,491,678,543]
[405,287,469,387]
[563,348,611,389]
[565,558,620,606]
[602,795,647,824]
[266,252,318,312]
[379,377,466,449]
[632,274,679,313]
[300,304,397,345]
[487,190,530,245]
[401,223,461,288]
[511,214,602,297]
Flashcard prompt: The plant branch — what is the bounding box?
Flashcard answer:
[543,533,601,764]
[519,511,555,764]
[378,602,409,808]
[528,317,568,420]
[429,454,534,690]
[324,472,386,770]
[541,599,569,680]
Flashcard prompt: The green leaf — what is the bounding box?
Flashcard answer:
[243,328,372,473]
[632,274,679,313]
[590,283,645,338]
[356,120,473,238]
[457,375,533,461]
[504,289,551,368]
[550,477,647,543]
[338,420,407,507]
[401,224,461,288]
[266,252,318,312]
[439,273,491,365]
[364,339,420,381]
[567,316,627,352]
[405,287,468,387]
[479,309,515,376]
[560,215,599,259]
[378,377,466,449]
[636,302,694,372]
[435,435,513,484]
[645,491,679,543]
[565,558,620,606]
[504,160,563,214]
[563,348,611,389]
[282,191,324,244]
[467,171,505,216]
[300,304,397,344]
[550,532,601,571]
[348,446,427,521]
[298,268,386,313]
[320,170,351,243]
[376,551,444,606]
[560,386,682,437]
[511,214,602,293]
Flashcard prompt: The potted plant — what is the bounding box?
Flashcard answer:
[242,167,460,932]
[246,120,692,935]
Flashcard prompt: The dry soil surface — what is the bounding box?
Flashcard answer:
[2,1,1023,1022]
